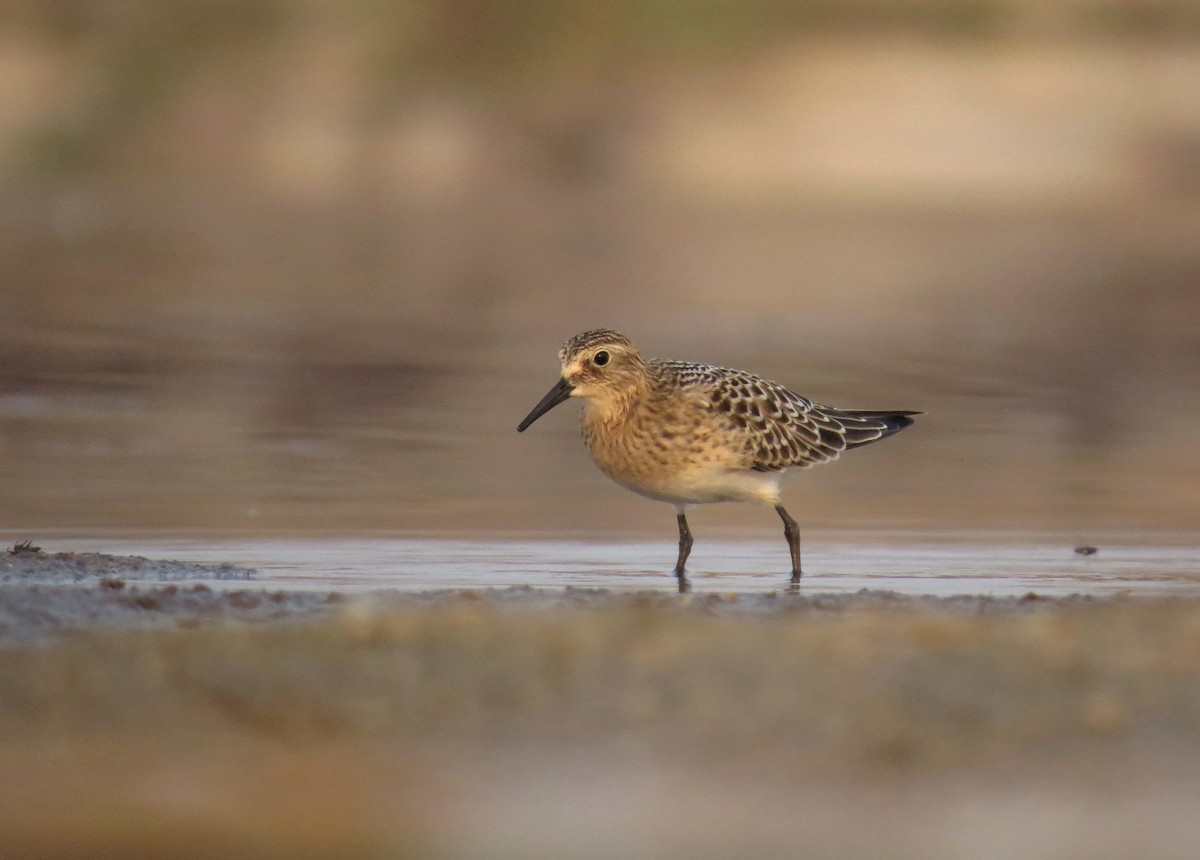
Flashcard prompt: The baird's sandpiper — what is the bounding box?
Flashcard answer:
[517,329,919,591]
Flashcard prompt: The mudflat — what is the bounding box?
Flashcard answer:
[3,547,1200,859]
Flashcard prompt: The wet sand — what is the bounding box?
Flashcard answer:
[3,544,1200,858]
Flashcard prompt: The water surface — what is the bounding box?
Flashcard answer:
[17,534,1200,598]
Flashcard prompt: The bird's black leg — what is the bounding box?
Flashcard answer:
[775,504,802,584]
[674,511,693,593]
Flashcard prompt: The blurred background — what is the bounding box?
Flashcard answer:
[2,0,1199,535]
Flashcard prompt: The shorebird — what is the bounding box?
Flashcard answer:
[517,329,918,591]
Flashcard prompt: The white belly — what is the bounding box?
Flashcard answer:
[607,462,785,508]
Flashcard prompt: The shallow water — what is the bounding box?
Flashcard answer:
[13,533,1200,598]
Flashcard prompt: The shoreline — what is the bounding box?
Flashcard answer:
[0,544,1133,643]
[4,547,1200,858]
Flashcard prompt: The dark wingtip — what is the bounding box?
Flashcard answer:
[880,411,919,435]
[835,408,920,449]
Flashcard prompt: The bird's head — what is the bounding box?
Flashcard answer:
[517,329,646,431]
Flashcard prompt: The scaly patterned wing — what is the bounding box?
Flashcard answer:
[653,360,915,472]
[704,368,846,471]
[706,365,913,471]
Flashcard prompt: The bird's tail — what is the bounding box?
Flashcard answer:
[833,409,921,449]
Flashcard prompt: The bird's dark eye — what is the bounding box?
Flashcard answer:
[593,350,610,367]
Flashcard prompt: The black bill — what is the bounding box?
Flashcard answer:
[517,377,575,432]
